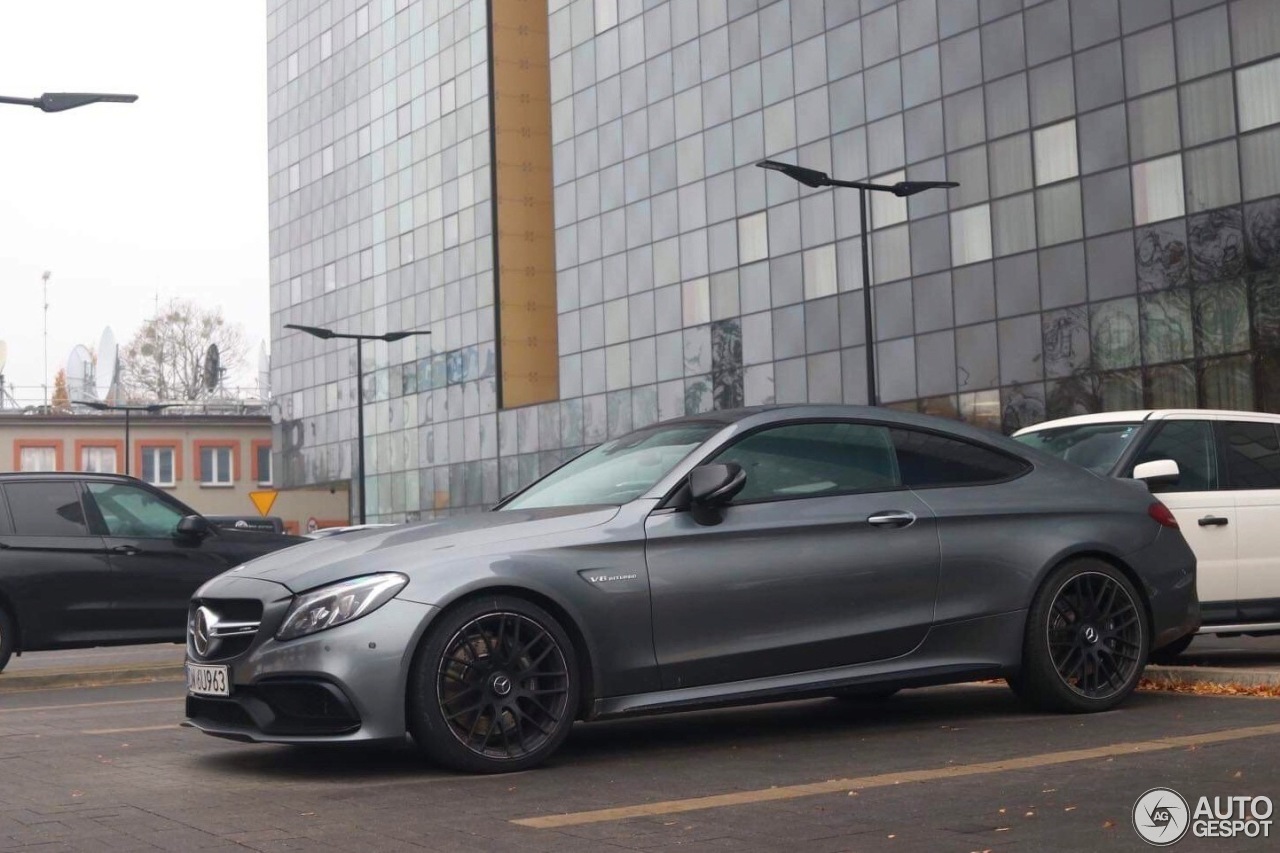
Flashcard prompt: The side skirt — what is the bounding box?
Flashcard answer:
[589,610,1026,721]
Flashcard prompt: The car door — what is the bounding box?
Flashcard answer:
[0,480,115,646]
[644,421,940,689]
[1217,419,1280,622]
[1126,418,1237,621]
[83,480,233,640]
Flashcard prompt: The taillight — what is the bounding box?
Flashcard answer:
[1148,502,1179,529]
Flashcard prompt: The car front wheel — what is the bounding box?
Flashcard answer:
[1009,559,1149,713]
[408,596,580,773]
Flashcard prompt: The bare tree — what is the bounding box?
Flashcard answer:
[121,298,247,401]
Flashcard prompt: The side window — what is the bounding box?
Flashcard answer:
[713,422,900,503]
[1221,421,1280,490]
[889,429,1031,487]
[85,482,186,538]
[4,482,91,537]
[1132,420,1217,492]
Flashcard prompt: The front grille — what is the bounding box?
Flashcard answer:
[187,679,361,736]
[188,599,265,661]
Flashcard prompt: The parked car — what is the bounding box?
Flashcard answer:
[185,405,1197,772]
[0,473,305,672]
[1015,409,1280,660]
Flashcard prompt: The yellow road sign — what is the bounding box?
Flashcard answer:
[249,490,278,517]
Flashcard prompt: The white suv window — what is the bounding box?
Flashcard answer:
[1132,420,1218,492]
[1221,422,1280,490]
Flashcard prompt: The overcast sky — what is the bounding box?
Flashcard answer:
[0,2,268,403]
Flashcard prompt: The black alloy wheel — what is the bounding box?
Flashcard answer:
[409,596,579,773]
[1010,559,1149,713]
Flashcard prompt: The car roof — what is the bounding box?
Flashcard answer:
[0,472,149,484]
[1014,409,1280,435]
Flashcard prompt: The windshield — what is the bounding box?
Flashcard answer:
[500,423,722,510]
[1014,422,1143,474]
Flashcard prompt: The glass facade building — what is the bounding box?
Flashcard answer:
[267,0,1280,519]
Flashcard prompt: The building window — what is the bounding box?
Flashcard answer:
[200,446,234,486]
[81,446,117,474]
[141,447,176,487]
[255,444,273,486]
[19,446,57,472]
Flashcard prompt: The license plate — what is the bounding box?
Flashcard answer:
[186,663,230,697]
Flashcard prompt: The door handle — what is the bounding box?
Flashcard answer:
[867,510,917,529]
[1198,516,1229,527]
[111,545,141,555]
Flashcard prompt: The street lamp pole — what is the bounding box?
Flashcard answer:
[284,324,430,525]
[757,160,957,406]
[83,402,174,476]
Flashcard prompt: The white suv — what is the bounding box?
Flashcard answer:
[1014,410,1280,661]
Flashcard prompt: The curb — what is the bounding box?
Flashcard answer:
[0,664,186,693]
[1144,665,1280,689]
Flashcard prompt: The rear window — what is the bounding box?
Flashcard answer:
[1014,422,1143,474]
[3,481,91,537]
[891,428,1030,487]
[1222,421,1280,490]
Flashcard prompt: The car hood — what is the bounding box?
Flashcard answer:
[222,505,620,593]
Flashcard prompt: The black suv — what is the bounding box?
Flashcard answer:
[0,473,304,671]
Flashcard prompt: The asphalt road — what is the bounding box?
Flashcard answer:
[1,679,1278,852]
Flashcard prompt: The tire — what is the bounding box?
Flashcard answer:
[407,595,580,773]
[1008,559,1149,713]
[0,607,14,674]
[1149,633,1194,665]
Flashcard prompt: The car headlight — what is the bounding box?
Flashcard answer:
[276,573,408,641]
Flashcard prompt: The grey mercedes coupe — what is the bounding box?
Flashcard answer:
[185,405,1199,772]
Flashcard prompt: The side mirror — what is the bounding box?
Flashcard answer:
[1133,459,1180,488]
[688,463,746,526]
[177,515,211,538]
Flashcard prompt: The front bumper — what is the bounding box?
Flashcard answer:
[184,576,437,744]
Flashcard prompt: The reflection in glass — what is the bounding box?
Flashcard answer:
[1132,155,1185,225]
[1194,278,1251,357]
[1241,127,1280,201]
[1001,383,1046,434]
[1128,90,1181,160]
[950,204,993,266]
[873,225,912,283]
[1100,370,1144,411]
[1188,207,1245,282]
[959,390,1002,431]
[1090,298,1141,370]
[1140,289,1194,364]
[919,395,959,419]
[1042,306,1091,379]
[1181,73,1236,146]
[1237,56,1280,133]
[993,194,1037,257]
[1033,120,1079,185]
[1146,363,1198,408]
[1136,222,1190,292]
[1253,273,1280,348]
[1201,355,1254,410]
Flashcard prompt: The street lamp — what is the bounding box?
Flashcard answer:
[83,402,174,477]
[757,159,957,406]
[0,92,138,112]
[284,324,431,525]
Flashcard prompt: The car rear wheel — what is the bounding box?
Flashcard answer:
[408,596,580,773]
[1009,559,1148,713]
[0,607,14,673]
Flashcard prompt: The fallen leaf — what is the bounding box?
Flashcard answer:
[300,812,315,817]
[1139,677,1280,698]
[1234,771,1243,778]
[998,808,1006,814]
[1025,811,1035,817]
[995,827,1010,833]
[887,834,896,839]
[1041,788,1057,793]
[1064,806,1077,812]
[1103,820,1116,830]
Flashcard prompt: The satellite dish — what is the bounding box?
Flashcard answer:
[0,340,7,374]
[66,345,95,403]
[203,343,221,393]
[257,342,270,398]
[95,327,118,400]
